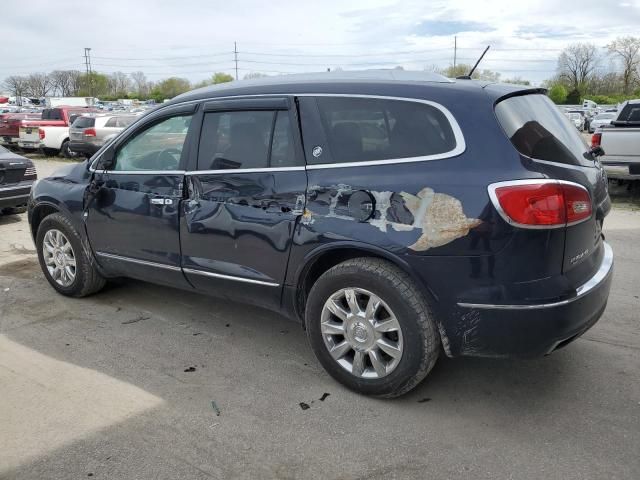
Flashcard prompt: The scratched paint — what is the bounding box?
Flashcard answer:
[308,185,481,252]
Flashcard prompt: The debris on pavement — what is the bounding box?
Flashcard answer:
[121,313,151,325]
[319,393,330,402]
[184,366,196,372]
[211,401,221,416]
[299,402,310,410]
[417,398,432,403]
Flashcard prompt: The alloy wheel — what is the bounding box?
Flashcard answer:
[42,229,76,287]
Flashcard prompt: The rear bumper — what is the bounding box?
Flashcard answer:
[0,182,33,209]
[451,242,613,358]
[68,141,100,155]
[603,163,640,180]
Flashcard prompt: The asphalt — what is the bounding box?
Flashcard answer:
[0,159,639,480]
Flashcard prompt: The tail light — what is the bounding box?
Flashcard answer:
[591,132,601,147]
[488,180,592,228]
[84,128,96,137]
[38,128,45,140]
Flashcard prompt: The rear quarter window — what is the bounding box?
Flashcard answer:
[72,116,95,128]
[495,94,592,167]
[313,96,458,165]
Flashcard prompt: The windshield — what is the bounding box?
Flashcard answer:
[595,113,615,120]
[495,94,592,167]
[0,145,8,154]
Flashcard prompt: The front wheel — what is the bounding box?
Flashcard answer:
[306,258,440,398]
[36,213,106,297]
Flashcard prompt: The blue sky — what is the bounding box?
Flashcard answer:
[2,0,640,86]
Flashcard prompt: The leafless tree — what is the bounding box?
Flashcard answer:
[557,43,599,92]
[50,70,81,96]
[130,71,149,97]
[3,75,29,104]
[24,73,52,97]
[108,71,131,97]
[608,36,640,94]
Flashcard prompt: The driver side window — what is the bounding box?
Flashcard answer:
[113,114,192,171]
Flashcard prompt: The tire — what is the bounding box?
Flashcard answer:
[36,213,106,297]
[305,258,440,398]
[1,206,27,215]
[42,148,59,157]
[61,140,78,159]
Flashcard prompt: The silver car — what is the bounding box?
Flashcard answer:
[588,112,616,133]
[68,114,137,157]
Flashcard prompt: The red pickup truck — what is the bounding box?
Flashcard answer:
[18,106,97,156]
[0,113,42,149]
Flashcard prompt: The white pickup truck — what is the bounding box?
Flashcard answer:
[18,106,97,157]
[593,99,640,180]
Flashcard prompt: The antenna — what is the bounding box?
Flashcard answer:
[456,45,490,80]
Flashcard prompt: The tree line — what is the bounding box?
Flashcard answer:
[3,36,639,105]
[2,70,240,103]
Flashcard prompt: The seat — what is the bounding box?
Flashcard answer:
[213,122,267,169]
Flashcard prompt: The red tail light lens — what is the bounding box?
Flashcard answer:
[490,180,592,228]
[591,132,601,147]
[84,128,96,137]
[38,128,45,140]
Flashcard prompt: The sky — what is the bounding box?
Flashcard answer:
[3,0,640,86]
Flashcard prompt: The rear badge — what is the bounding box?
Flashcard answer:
[569,249,589,265]
[312,146,323,158]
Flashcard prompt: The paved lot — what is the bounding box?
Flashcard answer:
[1,159,639,479]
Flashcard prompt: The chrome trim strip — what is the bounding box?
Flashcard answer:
[90,93,465,173]
[0,183,33,192]
[187,166,305,175]
[487,179,592,230]
[0,194,29,201]
[457,242,613,310]
[95,252,182,271]
[93,170,186,175]
[182,268,279,287]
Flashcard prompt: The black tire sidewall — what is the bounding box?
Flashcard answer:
[306,265,434,397]
[36,214,89,296]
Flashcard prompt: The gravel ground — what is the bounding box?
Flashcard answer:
[1,158,639,480]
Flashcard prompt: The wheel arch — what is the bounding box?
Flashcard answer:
[29,201,60,240]
[292,242,437,318]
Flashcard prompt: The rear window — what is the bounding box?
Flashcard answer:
[616,103,640,123]
[41,109,62,120]
[314,97,457,165]
[495,94,592,167]
[72,116,95,128]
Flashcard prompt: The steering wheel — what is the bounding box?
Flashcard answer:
[156,148,181,169]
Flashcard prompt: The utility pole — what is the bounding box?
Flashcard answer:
[453,36,457,69]
[234,42,239,81]
[84,47,93,96]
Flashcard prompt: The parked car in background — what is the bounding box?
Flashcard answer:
[567,112,585,130]
[29,72,613,397]
[593,99,640,180]
[69,114,137,157]
[589,112,616,133]
[18,106,97,157]
[0,145,37,214]
[0,113,41,148]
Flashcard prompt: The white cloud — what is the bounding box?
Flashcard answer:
[1,0,639,84]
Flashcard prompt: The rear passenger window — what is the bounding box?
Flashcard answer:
[104,117,118,127]
[197,110,297,170]
[72,116,95,128]
[313,97,457,165]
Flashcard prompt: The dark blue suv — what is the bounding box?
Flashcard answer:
[28,71,614,397]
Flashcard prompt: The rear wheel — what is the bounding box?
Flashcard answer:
[61,140,78,159]
[306,258,440,397]
[36,213,105,297]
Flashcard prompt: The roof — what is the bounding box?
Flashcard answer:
[172,69,456,103]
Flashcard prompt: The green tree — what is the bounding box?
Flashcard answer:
[566,88,581,105]
[150,77,191,101]
[78,72,110,97]
[212,72,234,84]
[440,63,501,81]
[548,84,568,104]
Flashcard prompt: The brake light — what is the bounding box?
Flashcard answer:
[489,180,592,228]
[591,132,601,147]
[38,128,45,140]
[84,128,96,137]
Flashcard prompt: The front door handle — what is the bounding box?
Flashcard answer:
[150,197,173,205]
